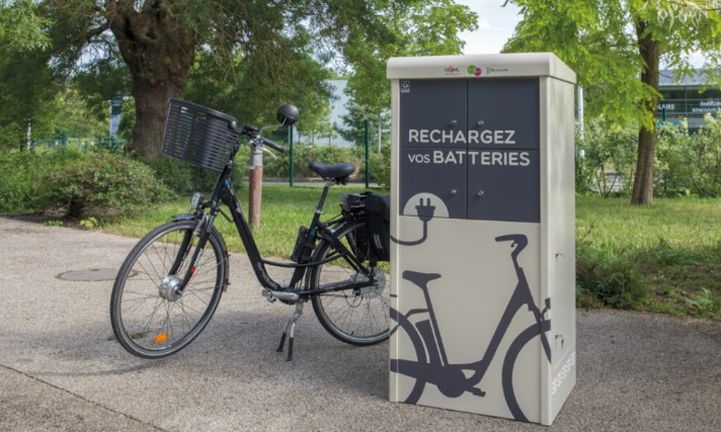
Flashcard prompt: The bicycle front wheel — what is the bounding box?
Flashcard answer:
[307,221,391,346]
[110,220,228,359]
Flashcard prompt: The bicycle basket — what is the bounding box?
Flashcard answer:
[161,98,240,172]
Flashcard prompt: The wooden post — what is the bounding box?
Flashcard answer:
[249,146,263,229]
[288,125,294,187]
[364,119,370,188]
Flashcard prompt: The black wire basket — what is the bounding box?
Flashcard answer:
[161,98,240,172]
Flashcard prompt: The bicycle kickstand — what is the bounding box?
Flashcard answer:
[276,302,304,361]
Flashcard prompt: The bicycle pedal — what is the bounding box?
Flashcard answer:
[469,388,486,397]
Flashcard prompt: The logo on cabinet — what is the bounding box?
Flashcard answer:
[400,80,411,93]
[467,65,511,77]
[467,65,483,77]
[444,66,460,75]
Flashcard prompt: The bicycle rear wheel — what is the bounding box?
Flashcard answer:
[307,221,391,346]
[110,220,228,359]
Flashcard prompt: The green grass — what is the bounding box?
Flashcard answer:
[102,189,721,321]
[576,195,721,320]
[104,184,371,259]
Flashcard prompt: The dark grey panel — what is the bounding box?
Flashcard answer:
[400,79,468,150]
[399,146,466,219]
[467,78,539,150]
[467,150,539,222]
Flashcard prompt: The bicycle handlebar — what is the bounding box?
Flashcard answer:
[495,234,528,255]
[260,136,285,153]
[234,124,286,153]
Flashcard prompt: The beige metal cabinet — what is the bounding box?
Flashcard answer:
[387,53,576,425]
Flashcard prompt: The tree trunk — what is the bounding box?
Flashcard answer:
[129,78,185,159]
[107,1,196,160]
[631,19,660,205]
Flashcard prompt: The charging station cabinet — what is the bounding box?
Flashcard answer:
[387,53,576,425]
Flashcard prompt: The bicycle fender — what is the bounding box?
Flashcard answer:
[171,213,197,222]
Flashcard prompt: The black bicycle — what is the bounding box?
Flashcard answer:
[390,234,551,422]
[110,99,426,360]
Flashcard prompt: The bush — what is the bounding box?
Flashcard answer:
[38,149,170,218]
[656,114,721,197]
[0,147,79,212]
[576,241,648,309]
[0,148,169,218]
[146,157,243,195]
[576,118,637,196]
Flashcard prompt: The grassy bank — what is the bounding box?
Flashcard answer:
[100,188,721,321]
[576,195,721,320]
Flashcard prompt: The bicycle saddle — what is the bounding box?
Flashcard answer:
[402,271,442,289]
[308,161,355,180]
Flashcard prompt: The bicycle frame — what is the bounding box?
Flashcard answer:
[173,142,376,300]
[391,235,551,400]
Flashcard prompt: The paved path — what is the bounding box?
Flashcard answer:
[1,217,720,431]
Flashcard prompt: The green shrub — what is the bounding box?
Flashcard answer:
[0,147,80,212]
[656,115,721,197]
[576,242,648,309]
[37,150,169,218]
[368,143,391,187]
[576,118,637,196]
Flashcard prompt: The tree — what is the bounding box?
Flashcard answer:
[22,1,475,160]
[340,1,477,142]
[0,0,50,50]
[506,0,721,204]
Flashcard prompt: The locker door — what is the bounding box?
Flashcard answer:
[399,79,467,219]
[466,78,540,222]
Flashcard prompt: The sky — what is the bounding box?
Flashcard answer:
[456,1,522,55]
[456,0,705,67]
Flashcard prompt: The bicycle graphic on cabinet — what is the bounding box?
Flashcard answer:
[390,234,551,422]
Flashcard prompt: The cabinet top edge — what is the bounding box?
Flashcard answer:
[387,53,576,84]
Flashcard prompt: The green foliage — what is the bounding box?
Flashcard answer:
[0,0,50,50]
[146,157,247,196]
[656,114,721,197]
[0,148,169,218]
[79,216,98,230]
[37,149,170,218]
[576,241,648,309]
[369,143,391,188]
[576,118,637,196]
[506,0,721,129]
[0,147,74,212]
[234,143,389,185]
[340,0,477,141]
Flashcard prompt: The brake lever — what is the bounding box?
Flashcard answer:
[261,144,278,159]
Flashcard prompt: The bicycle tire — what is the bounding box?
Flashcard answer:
[110,220,228,359]
[389,308,428,404]
[307,221,390,346]
[501,319,551,422]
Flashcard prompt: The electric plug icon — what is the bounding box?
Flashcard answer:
[415,198,435,223]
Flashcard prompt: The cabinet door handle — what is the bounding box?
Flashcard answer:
[476,120,484,126]
[450,120,458,128]
[476,190,485,197]
[449,189,457,195]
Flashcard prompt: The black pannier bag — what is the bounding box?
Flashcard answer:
[363,193,391,261]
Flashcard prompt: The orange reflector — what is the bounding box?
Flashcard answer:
[153,332,168,345]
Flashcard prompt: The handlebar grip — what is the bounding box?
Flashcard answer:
[261,137,285,153]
